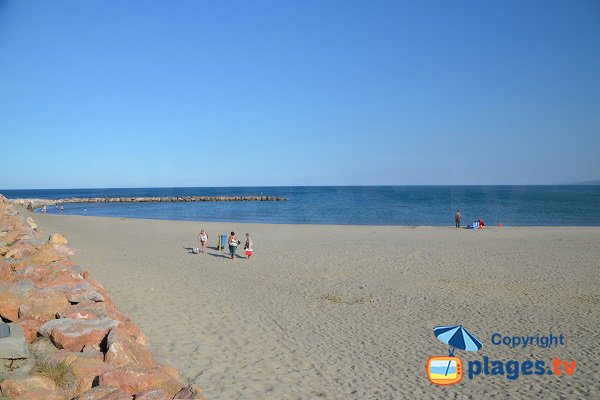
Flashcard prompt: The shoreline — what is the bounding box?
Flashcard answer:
[29,210,600,399]
[25,210,600,229]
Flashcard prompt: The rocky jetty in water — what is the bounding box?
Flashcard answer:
[0,194,205,399]
[10,195,288,211]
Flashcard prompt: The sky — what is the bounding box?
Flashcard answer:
[1,0,599,189]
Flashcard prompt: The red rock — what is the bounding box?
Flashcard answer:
[18,289,70,323]
[3,243,35,260]
[13,388,65,400]
[48,349,104,364]
[71,358,116,395]
[0,262,15,282]
[39,317,119,351]
[104,327,156,369]
[99,366,184,397]
[15,318,42,342]
[75,386,133,400]
[8,245,67,269]
[0,292,21,322]
[103,302,146,345]
[0,375,56,397]
[134,388,170,400]
[57,301,108,320]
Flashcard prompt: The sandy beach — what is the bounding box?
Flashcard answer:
[28,210,600,399]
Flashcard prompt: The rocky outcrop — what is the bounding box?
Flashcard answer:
[0,197,206,399]
[10,195,288,211]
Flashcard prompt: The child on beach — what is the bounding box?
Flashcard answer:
[244,233,253,259]
[197,229,208,253]
[228,231,240,260]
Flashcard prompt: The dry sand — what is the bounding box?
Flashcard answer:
[30,211,600,399]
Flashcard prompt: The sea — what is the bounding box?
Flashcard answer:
[1,186,599,226]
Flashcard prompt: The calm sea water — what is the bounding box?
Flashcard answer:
[2,186,599,226]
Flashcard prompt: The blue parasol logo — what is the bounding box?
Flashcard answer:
[434,325,483,356]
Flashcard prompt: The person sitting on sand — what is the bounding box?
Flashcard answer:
[197,229,208,253]
[228,231,240,260]
[244,233,253,260]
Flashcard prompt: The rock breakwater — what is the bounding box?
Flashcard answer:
[10,196,287,211]
[0,194,205,399]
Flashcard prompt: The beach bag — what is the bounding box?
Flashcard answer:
[246,249,253,256]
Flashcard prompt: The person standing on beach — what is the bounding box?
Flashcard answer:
[197,229,208,253]
[244,233,253,260]
[228,231,240,260]
[455,210,462,228]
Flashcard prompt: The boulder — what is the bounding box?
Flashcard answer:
[52,243,76,256]
[25,217,38,231]
[173,385,207,400]
[39,317,119,352]
[48,349,104,365]
[15,318,43,343]
[70,358,116,395]
[57,301,108,320]
[0,262,14,282]
[104,327,156,369]
[99,366,184,397]
[48,233,69,245]
[0,375,56,397]
[0,292,21,322]
[19,289,70,323]
[75,386,133,400]
[134,388,170,400]
[66,283,105,303]
[11,388,66,400]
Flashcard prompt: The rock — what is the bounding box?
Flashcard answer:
[0,375,56,397]
[75,386,133,400]
[39,317,119,351]
[8,244,66,268]
[104,327,156,369]
[48,233,68,245]
[134,388,170,400]
[4,244,34,260]
[11,388,66,400]
[173,385,207,400]
[0,323,29,359]
[0,262,14,282]
[25,217,38,231]
[48,349,104,365]
[52,243,76,255]
[15,318,43,343]
[66,283,105,303]
[99,366,184,397]
[19,289,70,323]
[82,343,102,352]
[70,358,116,395]
[57,301,108,320]
[0,292,21,322]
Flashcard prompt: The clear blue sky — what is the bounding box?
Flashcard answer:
[1,1,599,189]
